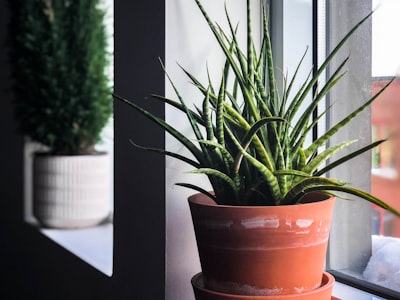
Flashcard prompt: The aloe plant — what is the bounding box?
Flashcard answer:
[115,0,400,216]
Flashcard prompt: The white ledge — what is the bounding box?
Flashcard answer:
[40,222,113,276]
[333,281,385,300]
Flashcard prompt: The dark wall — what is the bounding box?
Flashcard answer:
[0,1,166,299]
[113,0,166,298]
[0,0,25,296]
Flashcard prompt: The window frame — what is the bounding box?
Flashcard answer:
[271,0,400,299]
[317,1,400,299]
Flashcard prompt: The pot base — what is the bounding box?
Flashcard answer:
[191,272,336,300]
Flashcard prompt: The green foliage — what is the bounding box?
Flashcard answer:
[115,0,400,216]
[7,0,112,154]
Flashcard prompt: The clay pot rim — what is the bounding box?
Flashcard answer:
[188,191,335,210]
[191,272,335,299]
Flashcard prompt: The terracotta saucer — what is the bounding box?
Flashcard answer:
[191,272,336,300]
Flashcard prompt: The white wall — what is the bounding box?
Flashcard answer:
[165,1,256,299]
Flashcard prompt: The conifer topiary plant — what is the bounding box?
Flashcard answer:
[7,0,113,229]
[115,0,399,217]
[7,0,112,155]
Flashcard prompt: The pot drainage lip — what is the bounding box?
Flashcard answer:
[191,272,336,299]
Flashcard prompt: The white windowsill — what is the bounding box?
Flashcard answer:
[40,222,113,277]
[333,281,386,300]
[34,219,397,298]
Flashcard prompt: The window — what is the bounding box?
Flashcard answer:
[23,0,114,277]
[370,0,400,239]
[324,0,400,298]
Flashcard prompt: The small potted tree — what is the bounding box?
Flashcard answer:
[115,0,400,298]
[7,0,113,229]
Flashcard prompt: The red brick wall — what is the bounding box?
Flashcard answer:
[371,79,400,236]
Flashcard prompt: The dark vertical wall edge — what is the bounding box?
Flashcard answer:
[0,0,25,296]
[0,0,166,298]
[113,0,166,298]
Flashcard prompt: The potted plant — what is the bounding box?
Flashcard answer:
[7,0,113,229]
[115,0,400,298]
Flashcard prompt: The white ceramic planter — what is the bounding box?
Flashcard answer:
[33,153,111,229]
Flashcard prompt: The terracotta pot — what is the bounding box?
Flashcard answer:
[33,153,111,229]
[191,272,335,300]
[189,192,335,296]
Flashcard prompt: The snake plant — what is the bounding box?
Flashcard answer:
[115,0,400,216]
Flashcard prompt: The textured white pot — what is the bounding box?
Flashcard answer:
[33,153,111,229]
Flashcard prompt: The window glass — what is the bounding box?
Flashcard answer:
[370,0,400,237]
[367,0,400,293]
[325,0,400,297]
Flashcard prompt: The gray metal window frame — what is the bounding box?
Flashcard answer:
[271,0,400,299]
